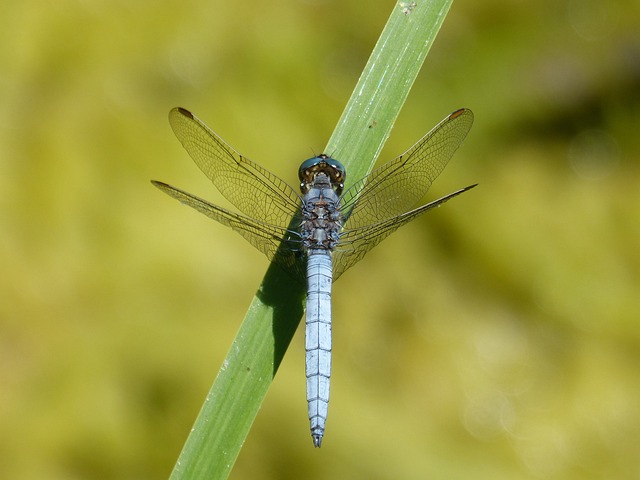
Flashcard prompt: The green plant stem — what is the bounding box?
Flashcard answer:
[170,1,454,479]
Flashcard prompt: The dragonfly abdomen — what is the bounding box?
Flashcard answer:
[305,250,332,448]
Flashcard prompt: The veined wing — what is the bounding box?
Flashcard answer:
[333,184,477,279]
[340,108,474,230]
[152,180,306,282]
[168,107,301,227]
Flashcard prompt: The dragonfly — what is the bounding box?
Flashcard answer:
[152,107,475,447]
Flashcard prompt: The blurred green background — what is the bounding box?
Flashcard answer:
[2,0,639,478]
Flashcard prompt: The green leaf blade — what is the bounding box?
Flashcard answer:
[169,1,455,478]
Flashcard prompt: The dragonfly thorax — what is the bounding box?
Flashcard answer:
[298,154,345,195]
[301,173,342,252]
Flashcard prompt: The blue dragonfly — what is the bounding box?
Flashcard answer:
[152,107,475,447]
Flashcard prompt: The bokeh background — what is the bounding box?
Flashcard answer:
[2,0,639,478]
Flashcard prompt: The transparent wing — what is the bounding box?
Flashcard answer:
[152,181,306,282]
[333,185,476,279]
[168,107,301,227]
[332,108,475,279]
[340,108,474,230]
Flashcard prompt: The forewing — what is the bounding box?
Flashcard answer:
[340,108,473,230]
[152,181,306,282]
[168,107,300,227]
[333,185,476,280]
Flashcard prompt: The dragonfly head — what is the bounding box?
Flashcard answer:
[298,154,346,195]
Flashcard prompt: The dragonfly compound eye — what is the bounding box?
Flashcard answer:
[298,155,346,194]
